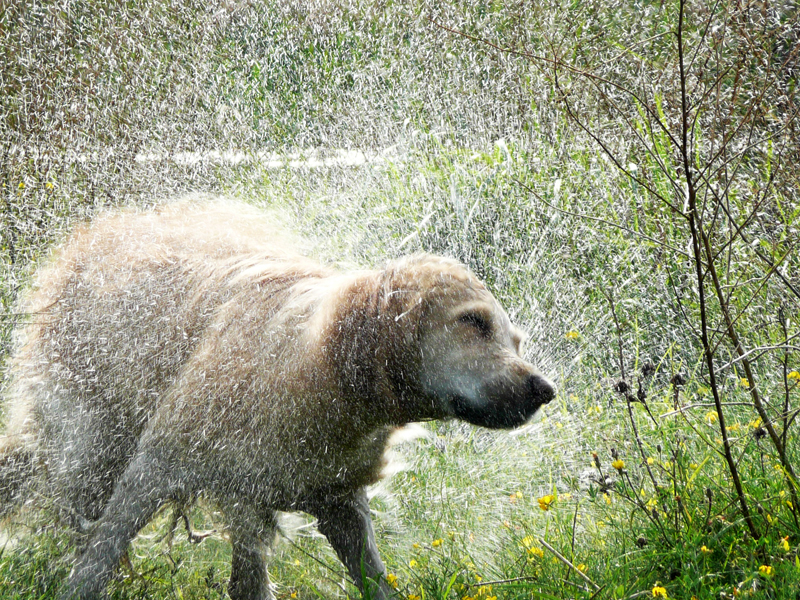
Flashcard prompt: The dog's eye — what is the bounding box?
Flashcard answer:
[458,312,492,337]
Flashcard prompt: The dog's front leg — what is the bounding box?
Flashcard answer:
[307,489,394,599]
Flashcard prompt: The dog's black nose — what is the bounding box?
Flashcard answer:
[528,374,555,405]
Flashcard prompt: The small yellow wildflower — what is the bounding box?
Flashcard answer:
[46,181,54,190]
[408,595,420,600]
[409,559,418,569]
[705,412,717,424]
[727,423,741,433]
[412,543,420,549]
[690,463,699,470]
[521,535,545,558]
[576,563,587,573]
[780,537,790,552]
[767,513,774,524]
[565,330,580,340]
[603,493,612,505]
[647,457,654,465]
[537,494,555,511]
[293,559,301,566]
[432,538,444,548]
[700,545,712,554]
[612,459,625,472]
[17,182,24,189]
[387,573,399,589]
[749,417,763,429]
[740,377,750,388]
[290,592,298,599]
[528,546,544,559]
[758,565,773,577]
[788,371,800,381]
[652,585,668,598]
[663,460,672,469]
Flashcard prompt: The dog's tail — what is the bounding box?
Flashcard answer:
[0,384,38,515]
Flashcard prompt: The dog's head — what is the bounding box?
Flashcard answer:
[379,254,554,429]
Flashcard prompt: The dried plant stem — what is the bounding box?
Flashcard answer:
[538,538,601,591]
[676,0,760,541]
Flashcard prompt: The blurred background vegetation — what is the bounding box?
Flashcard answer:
[2,0,799,598]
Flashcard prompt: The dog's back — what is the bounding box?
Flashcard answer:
[1,200,325,521]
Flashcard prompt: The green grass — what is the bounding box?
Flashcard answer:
[2,0,799,598]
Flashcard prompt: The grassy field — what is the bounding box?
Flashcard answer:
[2,1,799,598]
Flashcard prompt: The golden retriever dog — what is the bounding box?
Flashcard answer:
[0,200,554,600]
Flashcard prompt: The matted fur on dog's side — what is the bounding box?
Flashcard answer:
[0,200,554,600]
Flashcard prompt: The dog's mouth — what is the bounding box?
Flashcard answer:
[449,374,555,430]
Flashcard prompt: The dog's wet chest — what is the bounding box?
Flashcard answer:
[242,425,392,506]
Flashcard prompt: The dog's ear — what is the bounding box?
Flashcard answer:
[323,266,430,423]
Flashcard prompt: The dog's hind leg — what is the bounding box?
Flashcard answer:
[60,448,181,600]
[223,500,278,600]
[306,489,393,600]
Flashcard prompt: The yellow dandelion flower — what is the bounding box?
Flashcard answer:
[528,546,544,559]
[705,412,717,424]
[17,182,24,189]
[408,595,420,600]
[700,545,712,554]
[537,494,555,511]
[46,181,54,190]
[576,563,587,573]
[652,585,668,598]
[690,463,699,469]
[432,538,444,548]
[409,559,418,568]
[758,565,773,577]
[412,542,420,549]
[788,371,800,381]
[290,592,298,599]
[749,418,763,429]
[612,459,625,472]
[387,573,399,589]
[647,457,654,465]
[740,377,750,388]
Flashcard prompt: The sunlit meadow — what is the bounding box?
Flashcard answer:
[2,1,799,599]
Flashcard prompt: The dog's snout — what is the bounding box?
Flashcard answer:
[528,374,555,405]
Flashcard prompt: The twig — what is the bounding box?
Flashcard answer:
[538,538,600,591]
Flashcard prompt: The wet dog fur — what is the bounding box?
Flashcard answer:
[0,200,554,599]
